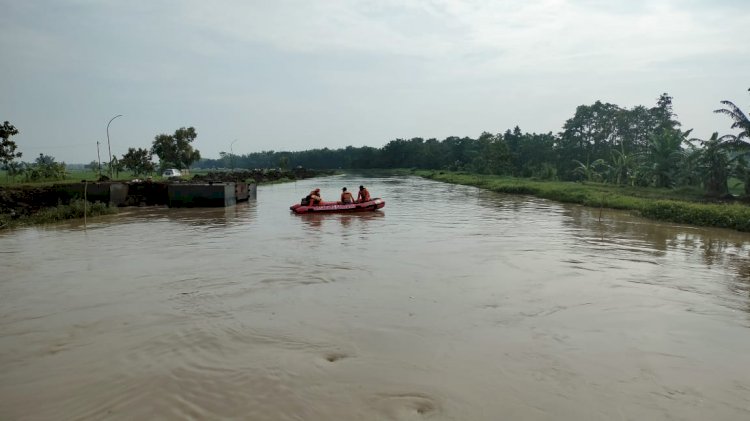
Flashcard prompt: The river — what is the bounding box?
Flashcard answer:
[1,175,749,420]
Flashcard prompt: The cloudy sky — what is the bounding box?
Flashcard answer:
[2,0,748,163]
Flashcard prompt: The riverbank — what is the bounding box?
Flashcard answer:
[0,168,331,230]
[416,170,750,232]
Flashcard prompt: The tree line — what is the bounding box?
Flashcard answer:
[195,90,750,198]
[2,90,749,197]
[1,124,201,181]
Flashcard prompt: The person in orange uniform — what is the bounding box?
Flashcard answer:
[309,188,322,205]
[357,185,370,203]
[340,187,354,204]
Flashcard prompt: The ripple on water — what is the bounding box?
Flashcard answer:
[3,175,750,420]
[98,325,358,418]
[368,392,441,420]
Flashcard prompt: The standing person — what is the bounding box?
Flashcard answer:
[357,185,371,203]
[309,188,322,205]
[340,187,354,204]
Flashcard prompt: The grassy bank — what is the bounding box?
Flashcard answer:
[416,171,750,232]
[0,169,137,185]
[0,199,117,230]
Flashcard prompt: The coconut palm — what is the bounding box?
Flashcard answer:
[714,88,750,142]
[713,90,750,195]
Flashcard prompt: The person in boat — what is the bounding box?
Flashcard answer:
[357,185,371,203]
[309,188,322,205]
[340,187,354,204]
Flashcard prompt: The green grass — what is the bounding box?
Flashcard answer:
[0,199,117,230]
[0,169,185,186]
[416,170,750,232]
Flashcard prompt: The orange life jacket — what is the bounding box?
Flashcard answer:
[309,190,322,205]
[358,188,370,202]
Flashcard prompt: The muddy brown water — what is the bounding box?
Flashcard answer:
[1,175,749,420]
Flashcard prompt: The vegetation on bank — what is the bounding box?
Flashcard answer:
[418,170,750,232]
[0,168,327,230]
[0,199,116,230]
[2,90,748,229]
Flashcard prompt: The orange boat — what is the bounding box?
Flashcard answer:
[290,198,385,214]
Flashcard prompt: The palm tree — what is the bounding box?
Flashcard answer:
[609,145,638,186]
[645,128,691,188]
[697,133,732,197]
[713,89,750,195]
[572,158,607,182]
[714,88,750,142]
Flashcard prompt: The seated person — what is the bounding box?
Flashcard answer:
[357,185,371,203]
[309,188,322,205]
[340,187,354,204]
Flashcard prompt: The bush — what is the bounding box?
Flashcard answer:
[0,199,115,229]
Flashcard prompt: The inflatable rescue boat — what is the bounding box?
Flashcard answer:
[290,198,385,214]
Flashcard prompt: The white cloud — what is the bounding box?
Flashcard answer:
[1,0,748,161]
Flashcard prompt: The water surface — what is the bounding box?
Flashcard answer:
[1,175,749,420]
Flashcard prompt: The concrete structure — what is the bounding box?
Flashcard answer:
[247,183,257,200]
[55,182,122,205]
[109,183,129,206]
[236,182,249,201]
[167,182,237,208]
[52,180,252,208]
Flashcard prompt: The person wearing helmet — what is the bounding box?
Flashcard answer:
[357,185,370,203]
[340,187,354,204]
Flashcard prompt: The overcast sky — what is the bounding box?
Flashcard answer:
[2,0,748,163]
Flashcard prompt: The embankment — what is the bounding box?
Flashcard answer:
[418,171,750,232]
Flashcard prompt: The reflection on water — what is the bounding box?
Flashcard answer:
[296,211,385,231]
[113,200,258,228]
[1,175,750,420]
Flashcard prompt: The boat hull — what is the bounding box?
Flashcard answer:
[290,198,385,214]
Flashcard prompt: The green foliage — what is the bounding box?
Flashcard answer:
[713,89,750,196]
[0,199,116,229]
[1,168,144,186]
[121,147,155,176]
[572,158,608,182]
[714,89,750,142]
[558,101,624,177]
[644,128,689,188]
[106,155,124,178]
[34,199,112,222]
[0,121,22,169]
[3,161,26,182]
[86,160,101,173]
[640,201,750,232]
[186,90,749,200]
[151,127,201,170]
[23,154,67,182]
[418,170,750,231]
[695,133,731,197]
[607,147,638,186]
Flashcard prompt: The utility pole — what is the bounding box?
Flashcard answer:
[96,141,102,178]
[230,139,238,170]
[107,114,123,178]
